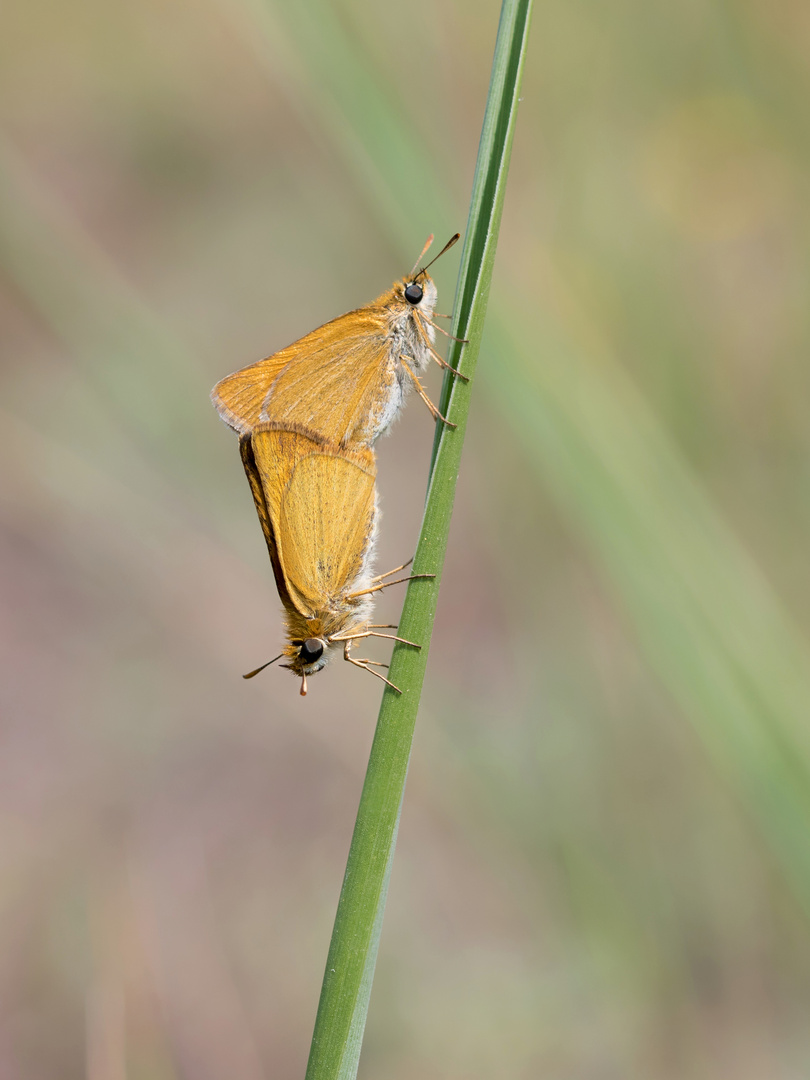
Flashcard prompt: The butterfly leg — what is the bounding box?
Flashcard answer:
[424,338,470,381]
[423,339,470,380]
[346,573,434,600]
[330,629,421,648]
[427,320,469,344]
[367,558,414,583]
[414,310,470,352]
[343,641,401,693]
[399,357,456,428]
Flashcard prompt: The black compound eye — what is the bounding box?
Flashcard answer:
[404,282,423,305]
[299,637,324,664]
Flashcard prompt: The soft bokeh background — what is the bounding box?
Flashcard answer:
[3,0,810,1076]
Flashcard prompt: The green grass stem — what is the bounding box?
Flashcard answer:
[303,4,533,1078]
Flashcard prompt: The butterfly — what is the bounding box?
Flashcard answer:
[211,235,466,448]
[238,423,425,696]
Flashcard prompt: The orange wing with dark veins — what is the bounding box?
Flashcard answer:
[249,424,377,619]
[212,299,397,446]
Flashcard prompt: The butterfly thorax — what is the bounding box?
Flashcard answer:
[385,275,438,372]
[345,275,438,444]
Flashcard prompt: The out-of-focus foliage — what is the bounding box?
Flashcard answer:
[1,1,810,1078]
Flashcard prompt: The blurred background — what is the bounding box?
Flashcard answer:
[2,0,810,1076]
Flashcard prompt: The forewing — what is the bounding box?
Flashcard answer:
[260,310,395,446]
[238,434,292,608]
[212,352,293,435]
[250,425,377,617]
[212,302,396,445]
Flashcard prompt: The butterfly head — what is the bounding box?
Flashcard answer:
[285,635,328,671]
[397,272,438,317]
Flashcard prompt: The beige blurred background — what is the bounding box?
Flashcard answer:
[3,0,810,1076]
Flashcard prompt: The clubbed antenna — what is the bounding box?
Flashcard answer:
[408,234,434,277]
[415,233,460,278]
[243,653,284,679]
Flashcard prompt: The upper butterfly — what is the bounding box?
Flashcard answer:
[211,234,466,448]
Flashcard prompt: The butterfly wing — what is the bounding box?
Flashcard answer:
[260,310,398,446]
[250,424,377,618]
[213,353,292,435]
[238,434,292,609]
[212,299,398,446]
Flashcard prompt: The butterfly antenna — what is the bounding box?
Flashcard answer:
[417,233,460,278]
[409,234,434,277]
[243,653,284,679]
[300,673,308,697]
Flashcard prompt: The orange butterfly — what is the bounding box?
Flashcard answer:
[238,423,425,696]
[211,235,465,447]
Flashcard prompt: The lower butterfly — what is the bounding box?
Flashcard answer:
[238,423,429,696]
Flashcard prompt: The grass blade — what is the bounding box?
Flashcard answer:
[304,4,533,1078]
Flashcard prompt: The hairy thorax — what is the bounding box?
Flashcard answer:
[364,277,438,441]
